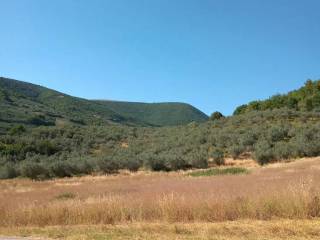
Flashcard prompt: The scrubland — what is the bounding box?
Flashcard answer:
[1,158,320,239]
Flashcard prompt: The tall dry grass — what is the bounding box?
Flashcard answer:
[1,187,320,227]
[1,158,320,227]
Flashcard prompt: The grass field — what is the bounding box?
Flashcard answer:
[1,157,320,239]
[188,167,249,177]
[1,220,320,240]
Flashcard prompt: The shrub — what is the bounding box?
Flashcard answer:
[49,161,76,178]
[20,162,49,180]
[254,140,275,165]
[211,149,225,166]
[73,159,95,175]
[97,157,120,174]
[268,126,288,142]
[36,140,59,155]
[210,111,224,121]
[146,156,170,171]
[233,104,247,115]
[188,150,209,169]
[8,125,26,135]
[28,115,54,126]
[273,142,292,160]
[292,127,320,157]
[0,163,19,179]
[240,131,258,147]
[229,144,245,159]
[169,156,191,171]
[123,158,141,172]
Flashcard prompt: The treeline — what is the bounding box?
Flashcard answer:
[234,80,320,115]
[1,108,320,180]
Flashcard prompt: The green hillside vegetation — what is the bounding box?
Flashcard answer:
[1,78,320,180]
[95,100,208,126]
[234,80,320,115]
[0,77,208,132]
[0,77,130,131]
[1,108,320,180]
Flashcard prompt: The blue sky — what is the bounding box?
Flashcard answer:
[1,0,320,115]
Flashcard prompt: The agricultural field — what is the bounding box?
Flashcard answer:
[1,157,320,239]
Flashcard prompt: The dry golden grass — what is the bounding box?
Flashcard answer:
[1,220,320,240]
[1,157,320,238]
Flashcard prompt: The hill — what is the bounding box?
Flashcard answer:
[0,77,208,131]
[95,100,208,126]
[2,78,320,180]
[234,79,320,115]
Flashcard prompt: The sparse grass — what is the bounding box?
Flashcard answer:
[54,192,76,200]
[188,167,249,177]
[1,220,320,240]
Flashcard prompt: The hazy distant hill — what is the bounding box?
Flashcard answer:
[0,77,208,130]
[234,79,320,115]
[95,100,208,126]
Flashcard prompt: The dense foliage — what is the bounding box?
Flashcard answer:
[234,80,320,115]
[1,78,320,180]
[1,109,320,179]
[0,77,208,132]
[95,100,208,126]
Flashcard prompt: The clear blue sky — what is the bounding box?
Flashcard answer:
[1,0,320,115]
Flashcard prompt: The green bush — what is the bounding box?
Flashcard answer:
[210,111,224,121]
[20,162,49,180]
[268,126,288,142]
[239,131,258,147]
[273,142,292,160]
[73,159,95,175]
[49,161,77,178]
[36,140,59,155]
[122,158,141,172]
[0,162,19,179]
[8,125,26,136]
[254,140,275,165]
[188,150,209,169]
[229,144,245,159]
[97,157,120,174]
[211,149,225,166]
[169,156,191,171]
[28,115,54,126]
[146,156,170,171]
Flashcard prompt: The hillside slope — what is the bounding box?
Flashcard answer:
[234,79,320,115]
[0,77,132,130]
[0,77,208,130]
[95,100,208,126]
[2,79,320,179]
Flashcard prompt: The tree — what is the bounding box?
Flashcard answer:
[211,149,225,166]
[254,140,275,165]
[9,125,26,135]
[233,104,247,115]
[305,79,314,95]
[305,98,313,111]
[210,111,224,121]
[287,97,298,110]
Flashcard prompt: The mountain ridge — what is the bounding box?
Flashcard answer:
[0,77,208,130]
